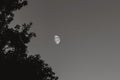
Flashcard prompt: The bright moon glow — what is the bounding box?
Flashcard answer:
[54,35,61,44]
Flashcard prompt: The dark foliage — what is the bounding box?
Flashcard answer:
[0,0,58,80]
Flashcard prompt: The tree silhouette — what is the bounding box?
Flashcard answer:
[0,0,58,80]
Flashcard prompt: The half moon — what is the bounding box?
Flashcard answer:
[54,35,61,44]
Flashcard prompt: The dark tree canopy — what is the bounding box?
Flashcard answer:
[0,0,58,80]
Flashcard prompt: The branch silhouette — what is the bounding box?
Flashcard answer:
[0,0,58,80]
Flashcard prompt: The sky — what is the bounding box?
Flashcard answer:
[10,0,120,80]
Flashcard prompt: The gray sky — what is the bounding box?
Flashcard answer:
[10,0,120,80]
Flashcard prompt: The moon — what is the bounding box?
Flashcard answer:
[54,35,61,44]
